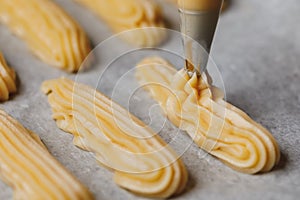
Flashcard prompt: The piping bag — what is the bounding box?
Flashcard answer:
[178,0,223,76]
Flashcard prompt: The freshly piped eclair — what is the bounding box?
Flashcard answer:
[135,57,280,174]
[74,0,166,47]
[0,53,16,101]
[0,0,91,72]
[42,78,187,198]
[0,110,93,200]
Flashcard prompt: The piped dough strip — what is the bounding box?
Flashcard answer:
[0,53,16,101]
[0,0,91,72]
[0,110,93,200]
[74,0,166,47]
[135,57,280,174]
[42,78,187,198]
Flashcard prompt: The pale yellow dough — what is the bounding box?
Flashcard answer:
[167,0,228,12]
[0,53,16,101]
[0,0,91,72]
[42,78,187,198]
[0,110,93,200]
[178,0,223,11]
[135,57,280,174]
[74,0,166,47]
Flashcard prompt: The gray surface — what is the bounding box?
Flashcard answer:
[0,0,300,199]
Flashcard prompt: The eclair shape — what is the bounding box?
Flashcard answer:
[0,0,91,72]
[0,110,93,200]
[135,57,280,174]
[0,53,16,101]
[74,0,166,47]
[42,78,187,198]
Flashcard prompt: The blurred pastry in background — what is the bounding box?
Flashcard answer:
[74,0,166,47]
[0,0,91,72]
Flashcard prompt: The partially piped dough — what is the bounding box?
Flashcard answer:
[42,78,187,198]
[135,57,280,174]
[0,110,93,200]
[74,0,166,47]
[0,53,16,101]
[0,0,91,72]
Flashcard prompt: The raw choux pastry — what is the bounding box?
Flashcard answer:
[0,53,16,101]
[0,110,93,200]
[177,0,223,11]
[135,57,280,174]
[168,0,228,11]
[0,0,91,72]
[74,0,166,47]
[42,78,187,198]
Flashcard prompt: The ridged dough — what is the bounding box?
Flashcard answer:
[0,0,91,72]
[135,57,280,174]
[42,78,187,198]
[0,53,16,101]
[74,0,166,47]
[0,110,93,200]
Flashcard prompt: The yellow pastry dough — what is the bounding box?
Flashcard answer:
[178,0,223,11]
[168,0,228,11]
[135,57,280,174]
[42,78,187,198]
[74,0,166,47]
[0,0,91,72]
[0,110,93,200]
[0,53,16,101]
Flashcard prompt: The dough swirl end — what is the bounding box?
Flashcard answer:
[135,57,280,174]
[0,53,17,101]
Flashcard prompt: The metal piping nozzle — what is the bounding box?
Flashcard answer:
[179,5,222,76]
